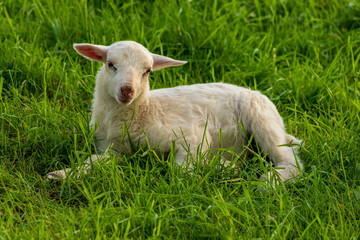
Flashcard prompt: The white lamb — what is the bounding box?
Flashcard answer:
[47,41,303,184]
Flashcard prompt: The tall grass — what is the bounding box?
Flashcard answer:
[1,0,360,238]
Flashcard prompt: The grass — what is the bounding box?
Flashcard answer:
[1,0,360,238]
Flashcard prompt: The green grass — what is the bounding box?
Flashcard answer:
[1,0,360,238]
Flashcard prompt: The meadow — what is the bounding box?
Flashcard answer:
[1,0,360,239]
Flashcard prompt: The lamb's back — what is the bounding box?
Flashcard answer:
[148,83,252,146]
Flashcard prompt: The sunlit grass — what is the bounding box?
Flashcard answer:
[1,0,360,238]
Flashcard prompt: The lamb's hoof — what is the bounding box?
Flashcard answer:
[46,169,70,180]
[257,172,282,194]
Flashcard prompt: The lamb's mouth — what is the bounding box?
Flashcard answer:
[117,96,133,104]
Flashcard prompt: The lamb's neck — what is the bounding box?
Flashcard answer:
[92,89,152,120]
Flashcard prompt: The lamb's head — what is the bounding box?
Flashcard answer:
[73,41,187,105]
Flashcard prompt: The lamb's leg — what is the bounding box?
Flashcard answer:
[175,145,200,169]
[244,93,303,183]
[257,134,302,183]
[255,128,302,183]
[46,153,107,180]
[174,132,212,169]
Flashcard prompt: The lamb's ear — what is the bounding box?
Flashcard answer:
[73,43,108,63]
[151,53,187,71]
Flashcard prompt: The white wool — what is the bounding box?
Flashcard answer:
[47,41,303,183]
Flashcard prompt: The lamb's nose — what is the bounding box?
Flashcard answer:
[120,86,134,97]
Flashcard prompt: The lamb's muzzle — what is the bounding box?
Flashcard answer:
[119,85,134,103]
[47,40,304,187]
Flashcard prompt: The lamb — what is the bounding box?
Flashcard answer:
[47,41,303,184]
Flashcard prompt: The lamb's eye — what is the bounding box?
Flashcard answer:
[107,62,116,71]
[144,67,152,75]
